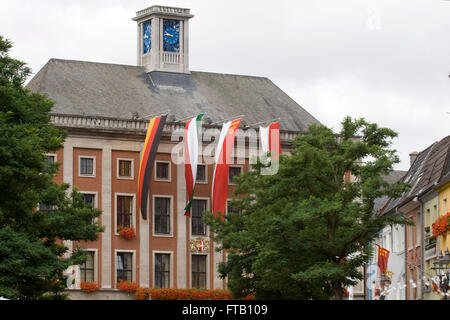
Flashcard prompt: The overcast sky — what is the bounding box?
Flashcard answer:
[1,0,449,170]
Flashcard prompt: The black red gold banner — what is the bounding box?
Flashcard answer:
[138,115,167,220]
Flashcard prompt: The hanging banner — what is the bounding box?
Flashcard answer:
[184,114,204,216]
[377,244,390,276]
[259,121,281,157]
[211,118,242,217]
[138,115,167,220]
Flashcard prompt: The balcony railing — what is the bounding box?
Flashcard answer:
[50,113,299,143]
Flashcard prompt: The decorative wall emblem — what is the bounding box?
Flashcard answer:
[383,270,394,280]
[190,238,210,252]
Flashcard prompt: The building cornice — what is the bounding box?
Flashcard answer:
[49,113,300,145]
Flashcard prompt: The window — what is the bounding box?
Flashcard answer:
[192,199,207,236]
[46,154,56,165]
[408,220,413,250]
[117,196,133,228]
[409,268,415,299]
[416,212,421,246]
[155,197,170,234]
[196,165,206,182]
[38,203,54,212]
[192,255,207,289]
[116,252,133,283]
[227,200,240,215]
[79,157,94,176]
[155,253,170,288]
[82,194,95,208]
[80,251,95,282]
[118,159,133,178]
[156,162,170,181]
[229,166,242,184]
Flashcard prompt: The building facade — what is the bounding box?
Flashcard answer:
[26,5,321,298]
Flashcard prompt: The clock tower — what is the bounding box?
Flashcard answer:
[133,5,194,74]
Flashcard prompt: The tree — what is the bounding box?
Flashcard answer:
[0,35,104,299]
[204,117,410,300]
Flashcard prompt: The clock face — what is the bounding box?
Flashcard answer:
[143,20,151,54]
[163,19,180,53]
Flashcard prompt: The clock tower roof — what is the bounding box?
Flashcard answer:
[132,5,194,22]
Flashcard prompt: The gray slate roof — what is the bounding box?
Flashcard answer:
[373,170,407,214]
[26,59,321,132]
[379,135,450,215]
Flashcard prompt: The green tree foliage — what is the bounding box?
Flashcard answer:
[204,117,410,300]
[0,35,104,299]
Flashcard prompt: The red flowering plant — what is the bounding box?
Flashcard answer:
[432,212,450,237]
[117,279,139,293]
[80,281,99,292]
[147,288,242,300]
[117,225,136,240]
[135,287,151,300]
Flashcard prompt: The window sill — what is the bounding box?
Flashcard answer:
[79,174,96,178]
[155,178,171,183]
[153,233,174,238]
[117,176,134,180]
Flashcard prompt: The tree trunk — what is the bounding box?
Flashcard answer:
[332,283,343,300]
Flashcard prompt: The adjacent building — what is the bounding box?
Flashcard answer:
[377,135,450,300]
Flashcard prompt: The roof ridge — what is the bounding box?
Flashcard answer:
[47,58,141,69]
[190,70,269,80]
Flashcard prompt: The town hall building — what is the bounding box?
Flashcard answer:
[26,5,321,299]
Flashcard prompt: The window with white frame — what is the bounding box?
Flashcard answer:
[196,164,207,183]
[79,251,95,282]
[117,195,133,228]
[116,252,133,283]
[46,154,56,165]
[118,159,133,179]
[82,193,96,208]
[154,197,171,234]
[79,156,95,176]
[227,199,240,215]
[154,253,170,288]
[191,199,207,236]
[155,161,170,181]
[192,255,207,289]
[228,166,242,184]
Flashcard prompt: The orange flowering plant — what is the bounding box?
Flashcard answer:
[117,279,138,293]
[117,225,136,240]
[80,281,99,292]
[432,212,450,237]
[135,287,151,300]
[140,288,254,300]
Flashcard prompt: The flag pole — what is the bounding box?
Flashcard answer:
[211,115,245,125]
[248,117,281,128]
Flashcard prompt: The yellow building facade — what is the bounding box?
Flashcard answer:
[437,178,450,254]
[422,193,440,300]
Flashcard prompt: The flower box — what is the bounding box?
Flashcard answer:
[80,281,99,292]
[117,225,136,240]
[432,212,450,237]
[117,279,138,293]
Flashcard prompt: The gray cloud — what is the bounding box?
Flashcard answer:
[1,0,449,170]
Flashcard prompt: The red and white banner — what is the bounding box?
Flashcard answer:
[211,118,241,216]
[259,121,281,157]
